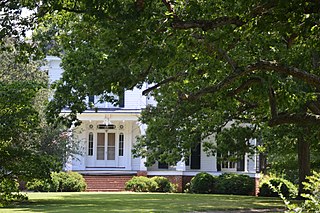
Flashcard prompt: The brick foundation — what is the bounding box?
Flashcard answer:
[137,171,148,176]
[254,177,260,196]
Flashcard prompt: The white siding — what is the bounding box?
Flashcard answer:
[124,88,146,109]
[46,56,63,84]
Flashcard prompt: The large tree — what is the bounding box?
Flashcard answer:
[0,40,80,205]
[2,0,320,195]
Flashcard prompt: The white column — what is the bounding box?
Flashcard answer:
[176,160,186,171]
[139,123,148,171]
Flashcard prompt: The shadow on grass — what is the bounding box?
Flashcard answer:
[2,192,285,212]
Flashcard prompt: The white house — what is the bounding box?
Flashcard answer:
[45,56,261,193]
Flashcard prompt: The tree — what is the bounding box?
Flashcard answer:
[2,0,320,195]
[0,40,80,205]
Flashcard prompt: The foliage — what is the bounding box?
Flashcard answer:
[0,40,82,206]
[125,176,175,193]
[3,0,320,196]
[125,176,157,192]
[150,176,176,193]
[27,172,87,192]
[259,176,298,198]
[189,172,254,195]
[10,0,317,166]
[26,179,52,192]
[215,173,255,195]
[0,178,27,207]
[275,171,320,213]
[190,172,216,194]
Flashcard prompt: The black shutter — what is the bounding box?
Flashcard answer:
[89,95,94,103]
[217,153,221,171]
[190,142,201,169]
[237,155,245,171]
[119,90,125,108]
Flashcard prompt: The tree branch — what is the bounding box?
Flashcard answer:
[142,71,187,95]
[172,17,244,30]
[268,113,320,126]
[188,60,320,101]
[268,87,277,118]
[227,77,263,96]
[162,0,175,14]
[247,61,320,88]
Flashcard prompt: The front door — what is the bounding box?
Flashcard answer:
[96,132,116,167]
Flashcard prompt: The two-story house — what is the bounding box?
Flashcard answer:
[45,56,260,193]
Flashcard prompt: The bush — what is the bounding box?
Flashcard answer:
[259,177,297,198]
[26,172,87,192]
[125,176,157,192]
[0,178,27,207]
[215,173,255,195]
[52,172,87,192]
[26,179,52,192]
[150,176,176,192]
[190,172,216,194]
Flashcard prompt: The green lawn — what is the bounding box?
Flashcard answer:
[1,192,284,212]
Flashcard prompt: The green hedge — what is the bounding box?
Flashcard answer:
[151,176,176,192]
[190,172,217,194]
[188,172,254,195]
[215,173,254,195]
[26,172,87,192]
[125,176,176,192]
[259,177,297,198]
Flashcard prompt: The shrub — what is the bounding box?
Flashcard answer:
[26,179,52,192]
[190,172,216,194]
[125,176,157,192]
[51,172,87,192]
[26,172,86,192]
[259,177,297,198]
[0,178,27,207]
[215,173,255,195]
[150,176,176,192]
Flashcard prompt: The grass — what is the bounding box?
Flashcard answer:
[1,192,284,212]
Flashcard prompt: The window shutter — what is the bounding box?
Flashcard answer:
[190,142,201,169]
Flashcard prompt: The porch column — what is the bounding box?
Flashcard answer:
[139,123,148,172]
[176,160,186,171]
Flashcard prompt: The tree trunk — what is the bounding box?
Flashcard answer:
[297,135,311,197]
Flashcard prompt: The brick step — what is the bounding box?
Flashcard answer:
[83,175,134,192]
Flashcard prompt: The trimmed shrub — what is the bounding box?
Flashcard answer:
[190,172,217,194]
[150,176,176,192]
[259,177,297,198]
[125,176,157,192]
[215,173,254,195]
[26,172,86,192]
[52,172,87,192]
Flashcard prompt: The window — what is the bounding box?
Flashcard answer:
[88,132,93,156]
[158,162,168,169]
[88,95,95,104]
[107,133,115,160]
[97,133,105,160]
[217,152,241,171]
[119,133,124,156]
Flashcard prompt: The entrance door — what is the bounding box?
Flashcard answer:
[95,132,116,167]
[106,133,116,167]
